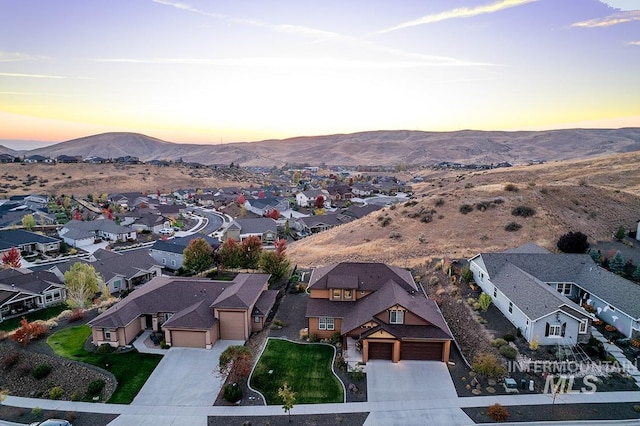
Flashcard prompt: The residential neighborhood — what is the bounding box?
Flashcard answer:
[1,164,640,426]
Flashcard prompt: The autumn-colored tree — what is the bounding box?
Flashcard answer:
[1,247,21,269]
[278,382,296,422]
[73,210,82,221]
[237,194,246,205]
[266,209,280,220]
[258,190,265,198]
[219,345,253,383]
[259,239,290,283]
[64,262,102,309]
[21,214,36,231]
[314,195,325,209]
[10,317,49,346]
[219,238,242,269]
[183,237,214,273]
[240,235,263,269]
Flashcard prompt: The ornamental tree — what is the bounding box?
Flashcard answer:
[1,247,21,269]
[219,238,242,269]
[183,237,214,273]
[64,262,102,309]
[240,235,263,269]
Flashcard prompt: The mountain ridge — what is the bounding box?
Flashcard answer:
[6,128,640,167]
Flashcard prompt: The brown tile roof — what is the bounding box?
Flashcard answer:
[211,273,270,309]
[89,273,269,330]
[308,262,417,293]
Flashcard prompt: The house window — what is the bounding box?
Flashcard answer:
[556,283,571,295]
[579,319,587,334]
[480,273,484,281]
[390,310,404,324]
[548,324,561,337]
[332,289,341,299]
[609,305,615,312]
[113,280,121,289]
[171,260,176,267]
[164,313,173,322]
[493,286,497,298]
[344,289,353,300]
[45,293,53,303]
[254,316,260,323]
[162,258,166,265]
[104,329,111,340]
[508,302,513,314]
[318,317,335,331]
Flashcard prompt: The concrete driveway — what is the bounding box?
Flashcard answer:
[131,340,244,407]
[365,360,472,425]
[366,360,458,402]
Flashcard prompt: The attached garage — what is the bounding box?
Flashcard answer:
[170,330,207,348]
[401,341,444,361]
[219,311,247,340]
[368,341,394,360]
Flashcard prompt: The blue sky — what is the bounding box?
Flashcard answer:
[0,0,639,145]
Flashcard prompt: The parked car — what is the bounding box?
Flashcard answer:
[159,228,174,236]
[29,420,73,426]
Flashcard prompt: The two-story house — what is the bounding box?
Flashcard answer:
[223,218,277,245]
[305,262,453,363]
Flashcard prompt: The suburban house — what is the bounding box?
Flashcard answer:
[244,197,289,217]
[24,155,53,164]
[58,219,137,248]
[223,218,277,245]
[351,183,376,197]
[293,214,344,236]
[0,229,61,256]
[468,244,611,346]
[0,153,15,163]
[306,262,454,363]
[0,269,65,322]
[149,235,221,270]
[49,248,162,294]
[88,273,278,349]
[295,189,331,208]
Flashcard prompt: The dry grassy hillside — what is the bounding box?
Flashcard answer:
[289,151,640,268]
[0,163,259,198]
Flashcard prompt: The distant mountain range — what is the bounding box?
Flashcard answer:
[2,128,640,167]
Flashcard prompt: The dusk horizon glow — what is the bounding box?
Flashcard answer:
[1,0,639,146]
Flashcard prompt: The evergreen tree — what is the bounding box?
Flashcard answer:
[609,250,625,275]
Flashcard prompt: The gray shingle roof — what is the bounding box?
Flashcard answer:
[477,246,640,320]
[53,248,159,283]
[0,229,60,246]
[233,218,277,234]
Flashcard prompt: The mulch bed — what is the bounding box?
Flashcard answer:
[0,405,117,426]
[464,402,640,423]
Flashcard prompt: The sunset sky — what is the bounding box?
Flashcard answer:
[1,0,639,146]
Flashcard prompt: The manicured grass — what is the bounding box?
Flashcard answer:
[250,339,343,404]
[0,304,69,331]
[47,325,162,404]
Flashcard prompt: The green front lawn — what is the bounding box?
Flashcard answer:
[250,338,343,404]
[47,325,162,404]
[0,304,69,331]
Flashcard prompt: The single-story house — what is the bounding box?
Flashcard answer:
[469,243,640,344]
[0,229,61,256]
[293,214,344,236]
[149,235,221,270]
[306,262,454,363]
[88,273,278,349]
[58,219,137,248]
[0,269,65,322]
[223,218,277,245]
[244,197,289,217]
[49,248,162,294]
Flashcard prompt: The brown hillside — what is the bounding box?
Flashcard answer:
[0,163,259,198]
[289,151,640,268]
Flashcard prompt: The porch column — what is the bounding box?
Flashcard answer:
[442,340,451,363]
[362,340,369,363]
[392,341,400,363]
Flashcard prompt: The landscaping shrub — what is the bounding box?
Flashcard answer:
[478,293,492,312]
[499,345,518,360]
[512,205,536,217]
[459,204,473,214]
[223,383,243,403]
[32,363,52,379]
[49,386,64,399]
[331,332,342,345]
[487,403,510,422]
[16,362,31,377]
[350,365,365,381]
[2,352,19,370]
[503,333,515,342]
[335,356,347,372]
[491,338,508,348]
[504,221,522,232]
[98,343,115,354]
[472,353,506,378]
[87,379,106,396]
[68,308,85,322]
